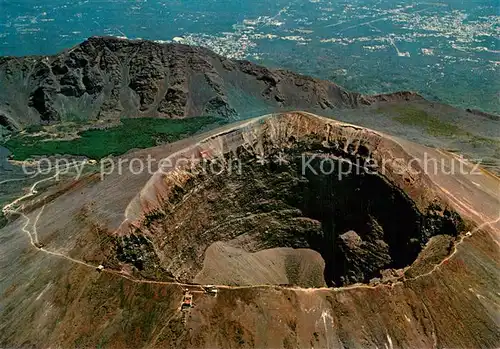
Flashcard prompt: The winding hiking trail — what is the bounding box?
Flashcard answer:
[2,160,499,295]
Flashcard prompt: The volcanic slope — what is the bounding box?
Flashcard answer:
[0,112,499,348]
[0,36,422,129]
[1,37,498,174]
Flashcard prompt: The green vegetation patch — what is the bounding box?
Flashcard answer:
[4,116,226,160]
[379,105,465,137]
[379,105,500,152]
[25,124,44,134]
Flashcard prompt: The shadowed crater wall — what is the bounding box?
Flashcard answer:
[116,132,464,287]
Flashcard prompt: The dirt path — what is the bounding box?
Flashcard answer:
[2,159,499,295]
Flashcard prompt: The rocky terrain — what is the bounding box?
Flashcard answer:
[0,37,498,348]
[0,112,498,348]
[1,37,498,176]
[121,121,465,287]
[0,36,424,131]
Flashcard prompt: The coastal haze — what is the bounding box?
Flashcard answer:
[1,0,499,114]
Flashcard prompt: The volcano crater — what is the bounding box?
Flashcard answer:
[116,115,465,288]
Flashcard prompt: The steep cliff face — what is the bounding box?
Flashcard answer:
[113,112,466,288]
[0,36,423,128]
